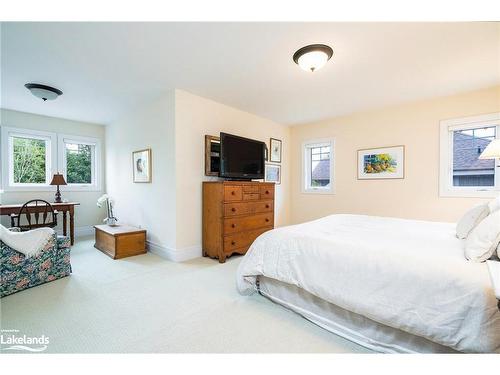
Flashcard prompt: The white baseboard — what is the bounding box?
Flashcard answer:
[75,226,94,237]
[56,225,94,238]
[147,240,202,262]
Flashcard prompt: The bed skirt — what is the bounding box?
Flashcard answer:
[257,276,458,353]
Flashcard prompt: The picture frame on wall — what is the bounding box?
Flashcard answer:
[133,148,152,183]
[357,145,405,180]
[269,138,282,163]
[265,163,281,185]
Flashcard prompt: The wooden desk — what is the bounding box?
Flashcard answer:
[0,202,80,245]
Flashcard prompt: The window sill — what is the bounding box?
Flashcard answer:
[2,185,102,193]
[301,188,336,195]
[439,188,500,198]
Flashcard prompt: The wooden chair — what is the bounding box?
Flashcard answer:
[10,199,59,231]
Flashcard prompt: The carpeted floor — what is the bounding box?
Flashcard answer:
[0,237,370,353]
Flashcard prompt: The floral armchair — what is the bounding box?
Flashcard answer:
[1,232,72,298]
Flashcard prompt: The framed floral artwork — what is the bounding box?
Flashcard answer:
[357,145,405,180]
[269,138,282,163]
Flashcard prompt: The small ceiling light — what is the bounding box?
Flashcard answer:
[293,44,333,72]
[25,83,63,101]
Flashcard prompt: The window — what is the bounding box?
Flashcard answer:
[59,135,100,189]
[1,127,101,191]
[440,113,500,197]
[1,127,57,189]
[303,139,335,194]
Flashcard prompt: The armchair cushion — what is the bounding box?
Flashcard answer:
[1,233,72,298]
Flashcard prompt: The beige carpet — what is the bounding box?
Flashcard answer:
[0,237,370,353]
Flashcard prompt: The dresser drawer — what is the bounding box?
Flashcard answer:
[223,227,272,253]
[242,185,259,193]
[242,193,260,201]
[260,185,274,199]
[224,212,274,234]
[224,200,273,217]
[224,186,243,201]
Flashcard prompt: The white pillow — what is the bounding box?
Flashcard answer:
[456,203,489,239]
[464,210,500,262]
[488,195,500,214]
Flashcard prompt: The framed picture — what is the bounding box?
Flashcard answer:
[133,148,152,183]
[357,145,405,180]
[269,138,282,163]
[265,163,281,184]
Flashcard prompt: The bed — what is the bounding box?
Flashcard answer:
[236,214,500,353]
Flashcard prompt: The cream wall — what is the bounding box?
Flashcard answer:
[0,109,106,232]
[106,92,177,252]
[290,85,500,225]
[175,90,291,250]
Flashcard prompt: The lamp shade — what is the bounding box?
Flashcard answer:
[50,173,67,186]
[479,139,500,159]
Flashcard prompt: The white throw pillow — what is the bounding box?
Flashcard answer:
[488,195,500,214]
[465,210,500,262]
[456,203,489,239]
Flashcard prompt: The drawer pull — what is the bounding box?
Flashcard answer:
[231,241,236,246]
[265,190,269,194]
[265,204,270,208]
[231,207,236,212]
[265,218,270,222]
[231,191,236,195]
[231,224,236,228]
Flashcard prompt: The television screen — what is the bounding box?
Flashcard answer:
[219,133,265,179]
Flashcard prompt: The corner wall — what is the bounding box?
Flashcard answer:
[174,90,291,251]
[106,92,177,254]
[289,85,500,224]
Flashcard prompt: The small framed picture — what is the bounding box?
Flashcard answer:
[357,145,405,180]
[265,163,281,185]
[133,148,152,183]
[269,138,282,163]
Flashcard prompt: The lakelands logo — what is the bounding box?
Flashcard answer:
[0,329,49,352]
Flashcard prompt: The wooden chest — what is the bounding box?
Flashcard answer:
[94,224,147,259]
[202,181,275,263]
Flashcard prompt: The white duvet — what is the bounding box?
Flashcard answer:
[236,214,500,353]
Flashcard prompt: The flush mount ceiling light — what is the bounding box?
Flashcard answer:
[293,44,333,72]
[24,83,63,101]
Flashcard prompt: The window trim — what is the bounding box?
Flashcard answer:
[301,138,335,195]
[1,126,102,192]
[439,113,500,198]
[58,134,102,192]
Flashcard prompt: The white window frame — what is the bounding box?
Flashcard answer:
[439,112,500,198]
[58,134,102,192]
[1,126,102,192]
[302,138,335,194]
[1,126,57,191]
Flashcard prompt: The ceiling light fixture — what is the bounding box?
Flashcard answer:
[25,83,63,101]
[293,44,333,72]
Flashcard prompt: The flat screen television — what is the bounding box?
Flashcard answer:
[219,132,265,180]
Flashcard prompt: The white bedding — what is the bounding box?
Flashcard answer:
[236,214,500,353]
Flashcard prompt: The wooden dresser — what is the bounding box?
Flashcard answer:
[203,181,275,263]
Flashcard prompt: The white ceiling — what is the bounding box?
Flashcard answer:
[1,22,499,125]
